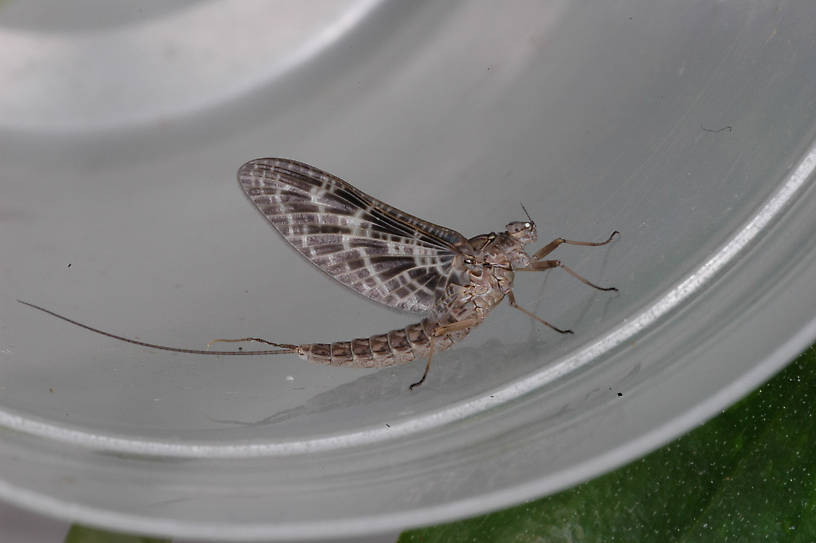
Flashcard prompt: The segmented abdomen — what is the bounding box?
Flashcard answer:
[296,318,462,368]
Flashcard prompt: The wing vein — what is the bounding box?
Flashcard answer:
[237,158,469,313]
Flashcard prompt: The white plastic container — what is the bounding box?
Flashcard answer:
[2,1,816,540]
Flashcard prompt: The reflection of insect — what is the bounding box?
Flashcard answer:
[20,158,618,389]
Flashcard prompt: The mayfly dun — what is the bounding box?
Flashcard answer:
[19,158,618,389]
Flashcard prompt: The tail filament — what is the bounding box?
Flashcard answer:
[17,300,296,356]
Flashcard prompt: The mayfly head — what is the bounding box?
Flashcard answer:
[506,203,538,245]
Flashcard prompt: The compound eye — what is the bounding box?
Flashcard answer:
[464,257,475,265]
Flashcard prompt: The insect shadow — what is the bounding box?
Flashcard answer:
[206,338,558,428]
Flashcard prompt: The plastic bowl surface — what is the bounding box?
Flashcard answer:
[3,1,816,540]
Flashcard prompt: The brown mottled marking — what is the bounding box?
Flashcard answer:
[351,337,373,363]
[330,341,352,366]
[369,334,390,355]
[307,343,331,363]
[387,328,415,362]
[405,322,428,345]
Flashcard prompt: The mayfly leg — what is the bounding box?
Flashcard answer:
[532,230,619,260]
[409,318,481,390]
[208,337,292,348]
[521,230,619,292]
[520,260,617,292]
[409,341,434,391]
[507,291,573,334]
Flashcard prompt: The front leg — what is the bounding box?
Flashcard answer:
[532,230,619,260]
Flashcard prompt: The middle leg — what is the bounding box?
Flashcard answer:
[518,260,617,292]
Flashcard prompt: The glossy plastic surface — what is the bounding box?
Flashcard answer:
[2,1,816,540]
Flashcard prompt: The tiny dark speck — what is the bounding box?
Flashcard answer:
[385,423,391,428]
[617,392,623,397]
[67,263,71,268]
[49,387,54,393]
[238,347,243,351]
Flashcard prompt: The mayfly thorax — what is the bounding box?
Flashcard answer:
[19,158,618,388]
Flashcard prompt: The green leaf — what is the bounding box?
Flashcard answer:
[400,346,816,543]
[64,524,170,543]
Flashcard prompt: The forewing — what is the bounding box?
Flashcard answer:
[238,158,469,313]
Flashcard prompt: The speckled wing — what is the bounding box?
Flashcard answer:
[238,158,470,313]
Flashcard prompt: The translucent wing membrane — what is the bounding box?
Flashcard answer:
[238,158,469,313]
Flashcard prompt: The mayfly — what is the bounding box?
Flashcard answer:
[19,158,618,389]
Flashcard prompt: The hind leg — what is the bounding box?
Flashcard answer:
[507,291,573,334]
[409,318,481,390]
[207,337,296,349]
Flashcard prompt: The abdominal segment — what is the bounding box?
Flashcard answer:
[296,319,461,368]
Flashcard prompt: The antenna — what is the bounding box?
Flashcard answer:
[519,202,534,224]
